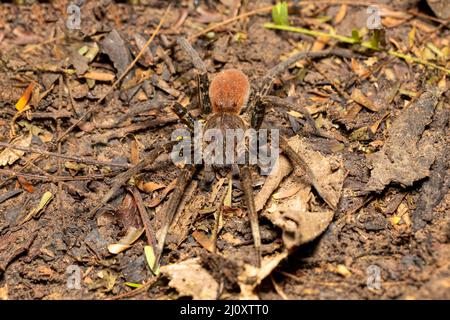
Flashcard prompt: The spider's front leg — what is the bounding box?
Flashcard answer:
[177,37,211,115]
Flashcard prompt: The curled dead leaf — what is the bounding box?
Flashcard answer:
[160,258,219,300]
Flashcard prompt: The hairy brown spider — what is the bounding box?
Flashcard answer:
[95,37,351,268]
[149,38,352,267]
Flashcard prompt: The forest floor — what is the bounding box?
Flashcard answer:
[0,0,449,300]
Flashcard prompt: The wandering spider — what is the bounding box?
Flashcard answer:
[94,37,352,268]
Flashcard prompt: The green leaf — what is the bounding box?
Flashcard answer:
[369,29,382,50]
[351,29,361,43]
[144,245,160,276]
[272,2,289,26]
[123,282,143,288]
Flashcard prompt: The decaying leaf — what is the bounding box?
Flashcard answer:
[160,258,219,300]
[88,269,117,292]
[257,135,344,250]
[255,156,292,212]
[20,191,53,224]
[192,230,215,252]
[15,83,34,111]
[17,176,34,193]
[0,134,32,167]
[137,181,165,193]
[286,135,345,210]
[366,90,441,192]
[0,285,8,300]
[107,227,144,254]
[144,245,160,275]
[351,88,379,112]
[238,251,288,300]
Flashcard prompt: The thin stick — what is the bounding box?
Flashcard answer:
[177,37,207,73]
[211,179,228,253]
[188,1,392,41]
[188,5,273,41]
[0,168,114,182]
[0,142,131,168]
[57,76,64,228]
[132,187,157,249]
[240,165,261,267]
[106,277,158,300]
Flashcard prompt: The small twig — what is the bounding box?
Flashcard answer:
[106,277,158,300]
[188,5,273,41]
[0,189,23,204]
[0,142,131,168]
[177,37,207,73]
[264,23,450,74]
[0,168,114,182]
[57,76,64,228]
[131,187,157,249]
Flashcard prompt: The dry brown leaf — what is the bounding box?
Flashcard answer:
[0,134,32,167]
[351,88,379,112]
[260,135,345,250]
[160,258,219,300]
[15,83,34,111]
[238,251,288,300]
[272,186,301,200]
[107,227,144,254]
[287,135,345,210]
[147,178,177,207]
[255,156,292,212]
[192,230,214,252]
[0,285,8,300]
[334,4,347,24]
[17,176,34,193]
[137,181,165,193]
[83,71,115,82]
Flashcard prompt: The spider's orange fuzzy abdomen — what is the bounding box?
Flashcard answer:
[209,69,250,115]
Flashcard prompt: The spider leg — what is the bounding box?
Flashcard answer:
[155,164,196,267]
[247,48,353,115]
[211,179,228,253]
[240,165,262,267]
[171,101,196,130]
[279,136,336,210]
[262,95,333,139]
[177,37,211,114]
[88,141,176,218]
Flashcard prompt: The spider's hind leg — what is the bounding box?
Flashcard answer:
[155,165,197,267]
[239,165,262,267]
[177,37,211,115]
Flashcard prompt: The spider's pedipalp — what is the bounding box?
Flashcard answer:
[209,69,250,115]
